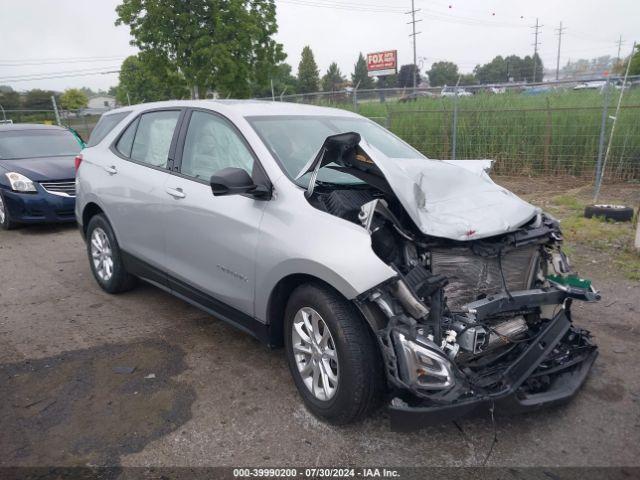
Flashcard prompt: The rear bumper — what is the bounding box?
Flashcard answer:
[389,311,598,431]
[1,186,76,224]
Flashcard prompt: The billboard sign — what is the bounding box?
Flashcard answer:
[367,50,397,77]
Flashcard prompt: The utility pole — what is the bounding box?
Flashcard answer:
[555,21,566,81]
[531,18,543,82]
[406,0,422,89]
[616,35,624,63]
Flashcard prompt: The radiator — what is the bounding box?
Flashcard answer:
[430,245,539,310]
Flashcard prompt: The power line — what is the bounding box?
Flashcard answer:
[555,21,566,80]
[406,0,422,88]
[421,8,525,28]
[276,0,403,13]
[0,66,120,81]
[276,0,525,27]
[0,69,120,83]
[0,56,127,67]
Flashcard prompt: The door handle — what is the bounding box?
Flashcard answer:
[166,187,186,199]
[103,165,117,175]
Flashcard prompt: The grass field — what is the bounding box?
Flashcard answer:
[311,88,640,180]
[498,176,640,281]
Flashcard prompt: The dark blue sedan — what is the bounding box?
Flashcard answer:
[0,124,83,229]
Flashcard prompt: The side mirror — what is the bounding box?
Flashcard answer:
[210,167,270,199]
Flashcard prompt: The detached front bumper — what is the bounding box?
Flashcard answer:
[1,186,76,224]
[388,309,598,431]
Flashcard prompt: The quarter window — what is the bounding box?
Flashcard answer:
[115,117,139,157]
[87,111,129,147]
[181,111,254,180]
[128,111,180,168]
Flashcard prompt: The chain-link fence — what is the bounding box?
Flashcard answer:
[259,76,640,182]
[3,78,639,183]
[0,109,102,142]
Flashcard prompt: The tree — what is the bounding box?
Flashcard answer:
[351,53,373,89]
[629,46,640,75]
[522,54,544,82]
[115,53,189,105]
[0,89,20,110]
[322,62,345,92]
[474,56,508,84]
[116,0,285,98]
[621,44,640,76]
[24,89,56,110]
[253,62,298,98]
[297,46,319,93]
[472,54,545,83]
[426,61,459,87]
[60,89,89,110]
[459,73,477,86]
[398,64,420,88]
[376,74,397,88]
[504,55,524,82]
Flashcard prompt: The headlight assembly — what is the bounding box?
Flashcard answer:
[5,172,37,193]
[393,331,455,390]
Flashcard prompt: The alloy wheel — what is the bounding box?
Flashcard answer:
[90,227,114,282]
[291,306,339,401]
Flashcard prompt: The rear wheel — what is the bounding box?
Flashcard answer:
[284,283,383,424]
[0,191,18,230]
[86,214,136,293]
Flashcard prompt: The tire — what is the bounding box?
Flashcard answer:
[284,282,383,425]
[85,214,136,293]
[0,191,19,230]
[584,204,634,222]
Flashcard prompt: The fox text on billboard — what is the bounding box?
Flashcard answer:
[367,50,398,77]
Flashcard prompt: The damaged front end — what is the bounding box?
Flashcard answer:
[301,132,600,429]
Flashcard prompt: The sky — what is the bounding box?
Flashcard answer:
[0,0,637,93]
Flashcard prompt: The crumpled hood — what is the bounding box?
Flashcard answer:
[365,147,540,241]
[296,133,540,241]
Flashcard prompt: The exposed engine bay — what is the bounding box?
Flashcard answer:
[301,132,600,427]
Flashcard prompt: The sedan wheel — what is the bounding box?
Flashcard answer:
[0,194,6,224]
[292,307,339,401]
[90,227,114,282]
[0,192,17,230]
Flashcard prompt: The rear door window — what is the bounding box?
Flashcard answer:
[129,111,181,168]
[87,111,130,147]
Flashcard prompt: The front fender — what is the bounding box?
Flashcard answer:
[253,182,397,322]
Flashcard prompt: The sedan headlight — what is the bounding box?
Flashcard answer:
[5,172,37,193]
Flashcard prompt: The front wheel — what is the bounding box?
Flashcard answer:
[0,191,18,230]
[85,214,136,293]
[284,283,383,425]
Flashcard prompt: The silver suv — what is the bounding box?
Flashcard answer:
[76,100,598,429]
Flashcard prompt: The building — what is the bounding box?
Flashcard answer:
[87,95,116,110]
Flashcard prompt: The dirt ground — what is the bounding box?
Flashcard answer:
[0,177,639,471]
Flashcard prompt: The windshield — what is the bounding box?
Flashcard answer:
[0,129,82,160]
[247,115,424,186]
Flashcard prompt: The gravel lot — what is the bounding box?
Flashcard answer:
[1,179,639,470]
